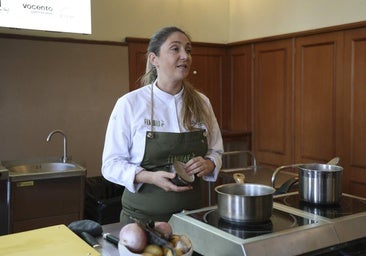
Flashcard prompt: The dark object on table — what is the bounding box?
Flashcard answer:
[84,176,125,225]
[68,219,103,247]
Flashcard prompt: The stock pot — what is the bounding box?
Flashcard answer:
[215,173,276,223]
[272,163,343,205]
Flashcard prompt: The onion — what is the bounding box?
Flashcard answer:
[119,223,147,253]
[154,222,173,239]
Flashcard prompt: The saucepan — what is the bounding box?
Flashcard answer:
[271,157,343,205]
[215,173,276,223]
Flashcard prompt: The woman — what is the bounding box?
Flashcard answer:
[102,26,223,225]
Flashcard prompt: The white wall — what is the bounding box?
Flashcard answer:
[229,0,366,42]
[0,0,230,43]
[1,0,365,43]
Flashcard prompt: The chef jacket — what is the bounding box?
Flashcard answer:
[102,81,223,193]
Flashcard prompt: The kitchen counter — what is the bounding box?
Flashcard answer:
[97,222,121,256]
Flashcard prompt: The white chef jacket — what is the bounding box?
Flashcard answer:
[102,82,223,193]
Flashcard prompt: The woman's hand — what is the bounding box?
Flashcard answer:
[185,156,215,177]
[135,170,192,192]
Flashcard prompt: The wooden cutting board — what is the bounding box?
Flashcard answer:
[0,224,100,256]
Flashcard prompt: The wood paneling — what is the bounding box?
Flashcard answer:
[127,41,148,90]
[344,27,366,197]
[188,46,226,125]
[253,39,294,166]
[294,32,344,163]
[225,45,252,132]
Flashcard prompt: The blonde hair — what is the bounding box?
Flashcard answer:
[141,26,213,133]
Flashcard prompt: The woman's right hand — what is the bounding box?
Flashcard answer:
[135,170,193,192]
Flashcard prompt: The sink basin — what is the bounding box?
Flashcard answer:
[9,162,79,174]
[1,158,86,181]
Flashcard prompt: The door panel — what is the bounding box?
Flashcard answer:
[344,28,366,197]
[253,39,293,166]
[294,32,343,163]
[226,45,252,132]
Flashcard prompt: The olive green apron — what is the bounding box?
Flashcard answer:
[121,84,208,224]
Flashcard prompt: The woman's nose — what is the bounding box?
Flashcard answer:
[180,49,189,59]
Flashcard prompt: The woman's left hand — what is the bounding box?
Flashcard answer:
[185,156,215,177]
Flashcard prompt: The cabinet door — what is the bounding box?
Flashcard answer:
[225,44,252,132]
[343,28,366,197]
[188,46,226,126]
[253,39,293,166]
[294,32,344,164]
[10,177,84,233]
[127,41,148,90]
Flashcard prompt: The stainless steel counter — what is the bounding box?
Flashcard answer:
[97,222,122,256]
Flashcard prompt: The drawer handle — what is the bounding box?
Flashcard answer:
[17,181,34,187]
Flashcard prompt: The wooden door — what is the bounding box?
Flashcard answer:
[343,28,366,197]
[253,39,294,167]
[294,32,344,164]
[188,45,226,126]
[127,39,148,90]
[225,44,252,132]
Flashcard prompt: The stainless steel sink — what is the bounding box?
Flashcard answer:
[0,158,86,181]
[9,162,79,174]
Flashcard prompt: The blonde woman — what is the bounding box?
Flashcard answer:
[102,26,223,225]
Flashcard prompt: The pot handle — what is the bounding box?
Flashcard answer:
[271,164,302,188]
[233,173,245,184]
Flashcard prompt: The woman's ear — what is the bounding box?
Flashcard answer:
[148,52,158,68]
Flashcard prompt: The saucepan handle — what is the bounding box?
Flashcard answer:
[233,173,245,184]
[271,164,303,188]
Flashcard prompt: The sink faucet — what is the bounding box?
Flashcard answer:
[46,130,68,163]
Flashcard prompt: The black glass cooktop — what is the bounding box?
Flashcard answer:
[188,208,317,240]
[274,193,366,219]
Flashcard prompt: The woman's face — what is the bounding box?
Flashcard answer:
[151,32,192,86]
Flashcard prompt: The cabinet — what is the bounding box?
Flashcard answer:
[343,27,366,197]
[252,32,344,167]
[225,44,252,132]
[10,176,85,233]
[187,45,226,126]
[253,39,294,167]
[294,32,344,164]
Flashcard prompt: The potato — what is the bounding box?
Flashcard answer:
[170,234,181,246]
[144,244,163,256]
[142,253,156,256]
[164,248,183,256]
[175,235,192,253]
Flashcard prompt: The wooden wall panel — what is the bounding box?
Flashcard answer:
[344,27,366,197]
[127,41,148,90]
[253,39,293,166]
[226,45,252,132]
[188,47,226,125]
[294,32,344,164]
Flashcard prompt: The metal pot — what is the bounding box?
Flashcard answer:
[272,163,343,205]
[298,164,343,205]
[215,173,276,223]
